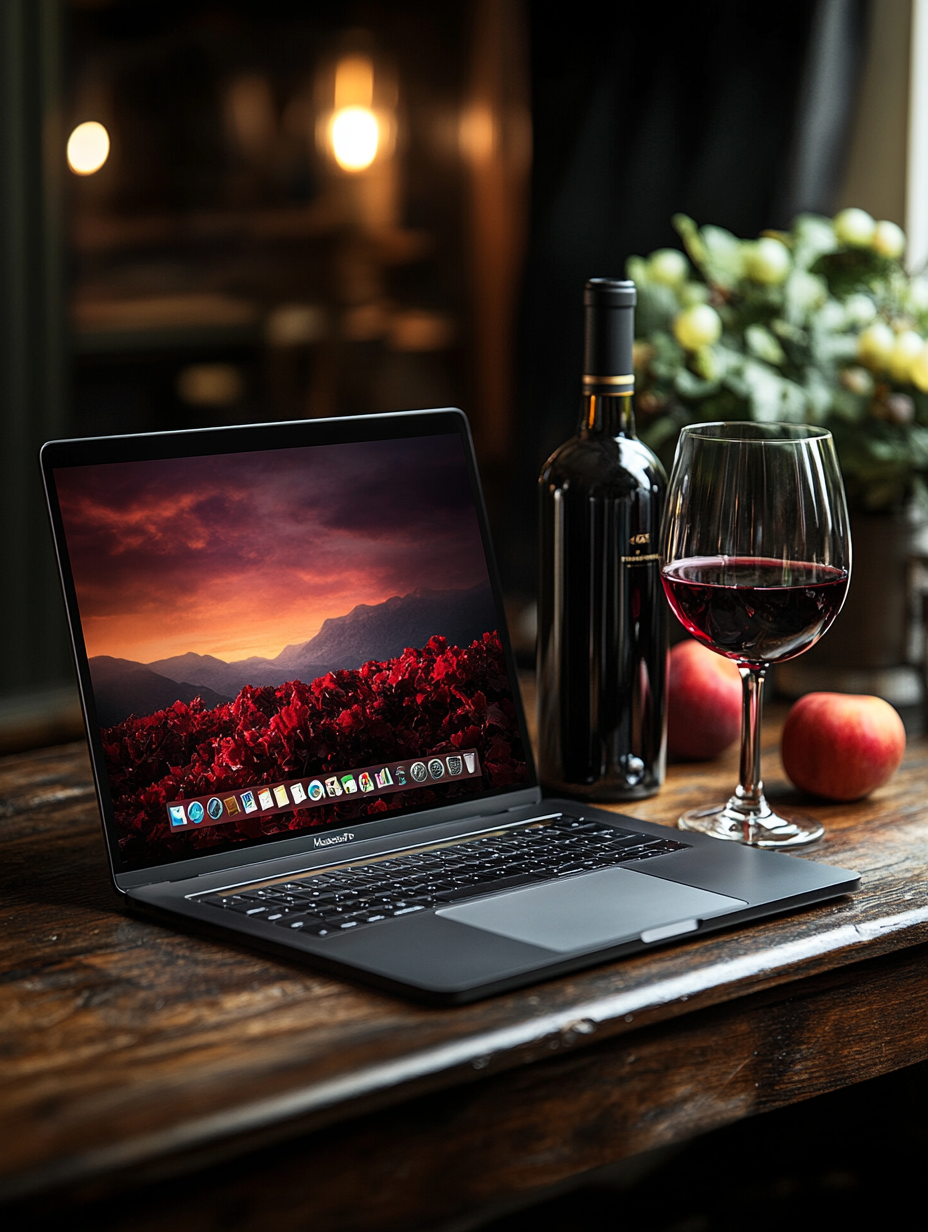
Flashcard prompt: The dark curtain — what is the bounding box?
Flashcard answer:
[0,1,71,696]
[498,0,870,597]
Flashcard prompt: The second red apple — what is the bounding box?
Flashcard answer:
[781,692,905,801]
[667,639,742,760]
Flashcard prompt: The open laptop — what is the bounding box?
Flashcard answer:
[41,407,858,1003]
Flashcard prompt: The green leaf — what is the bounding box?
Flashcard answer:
[649,331,686,381]
[639,412,681,452]
[789,213,837,268]
[737,360,807,422]
[782,270,828,324]
[634,280,681,337]
[699,225,745,290]
[672,214,707,270]
[771,319,807,346]
[801,367,835,424]
[829,385,868,423]
[745,324,786,366]
[674,367,718,399]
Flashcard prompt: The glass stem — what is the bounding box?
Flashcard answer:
[733,665,769,840]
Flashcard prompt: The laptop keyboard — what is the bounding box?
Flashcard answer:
[197,815,690,938]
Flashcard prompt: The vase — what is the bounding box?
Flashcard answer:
[776,508,928,725]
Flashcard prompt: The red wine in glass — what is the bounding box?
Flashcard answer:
[662,556,849,666]
[659,422,851,848]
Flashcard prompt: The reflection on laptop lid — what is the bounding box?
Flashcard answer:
[43,410,536,886]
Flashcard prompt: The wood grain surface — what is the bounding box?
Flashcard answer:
[3,693,928,1229]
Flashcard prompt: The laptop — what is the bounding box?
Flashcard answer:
[41,407,858,1004]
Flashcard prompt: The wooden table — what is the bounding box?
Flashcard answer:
[3,701,928,1231]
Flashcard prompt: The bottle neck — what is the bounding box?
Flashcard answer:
[579,391,636,438]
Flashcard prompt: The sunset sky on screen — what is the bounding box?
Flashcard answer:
[54,435,490,664]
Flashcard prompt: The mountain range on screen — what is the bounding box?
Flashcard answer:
[89,583,498,727]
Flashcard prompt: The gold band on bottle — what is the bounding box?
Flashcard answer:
[582,374,634,386]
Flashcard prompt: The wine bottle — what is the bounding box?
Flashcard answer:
[537,278,668,799]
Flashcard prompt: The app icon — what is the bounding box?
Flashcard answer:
[341,774,358,793]
[410,761,427,783]
[187,800,205,823]
[428,758,445,780]
[241,790,258,814]
[290,782,307,804]
[325,776,343,797]
[394,766,407,786]
[374,767,393,788]
[446,756,463,776]
[358,771,374,792]
[223,796,240,816]
[273,784,290,807]
[463,752,476,773]
[207,797,224,819]
[257,787,274,811]
[169,804,186,827]
[307,780,326,802]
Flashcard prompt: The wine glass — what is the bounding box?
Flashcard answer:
[659,422,851,847]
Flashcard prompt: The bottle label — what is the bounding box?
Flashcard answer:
[621,553,660,564]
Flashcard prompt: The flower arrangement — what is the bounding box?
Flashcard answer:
[630,209,928,512]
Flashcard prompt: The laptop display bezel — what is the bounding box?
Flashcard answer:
[41,407,540,891]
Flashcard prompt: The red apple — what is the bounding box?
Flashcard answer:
[781,692,906,802]
[668,639,742,759]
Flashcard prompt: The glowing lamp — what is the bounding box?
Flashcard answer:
[67,121,110,175]
[319,49,394,173]
[330,106,379,171]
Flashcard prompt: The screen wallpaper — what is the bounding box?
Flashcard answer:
[55,434,527,870]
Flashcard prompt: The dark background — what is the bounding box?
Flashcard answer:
[4,4,926,1229]
[0,0,872,725]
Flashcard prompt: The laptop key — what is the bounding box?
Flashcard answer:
[273,912,328,932]
[435,872,544,901]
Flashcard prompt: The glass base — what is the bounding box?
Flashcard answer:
[679,803,824,848]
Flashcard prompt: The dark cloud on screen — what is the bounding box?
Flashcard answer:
[54,433,491,659]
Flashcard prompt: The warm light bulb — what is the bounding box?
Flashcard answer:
[67,121,110,175]
[330,106,379,171]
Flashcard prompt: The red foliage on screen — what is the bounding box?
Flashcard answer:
[102,632,527,868]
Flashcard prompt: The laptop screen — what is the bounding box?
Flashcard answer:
[50,424,530,873]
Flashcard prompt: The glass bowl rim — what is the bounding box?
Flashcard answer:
[679,421,833,444]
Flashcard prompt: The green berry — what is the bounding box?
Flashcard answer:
[649,249,688,286]
[744,237,791,284]
[834,207,876,247]
[910,342,928,392]
[857,321,895,369]
[888,329,923,382]
[673,304,722,351]
[680,282,710,306]
[872,220,906,259]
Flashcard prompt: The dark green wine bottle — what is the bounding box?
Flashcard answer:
[537,278,668,799]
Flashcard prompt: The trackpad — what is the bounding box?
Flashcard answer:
[436,867,746,953]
